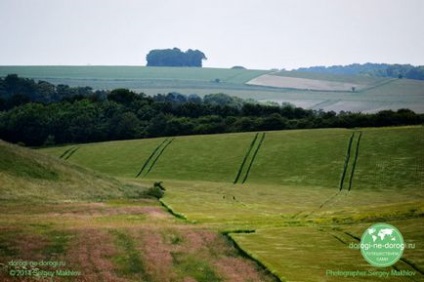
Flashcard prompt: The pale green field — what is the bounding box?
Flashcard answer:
[273,70,390,85]
[0,65,268,84]
[38,126,424,281]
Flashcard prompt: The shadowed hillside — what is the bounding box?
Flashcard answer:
[0,140,146,202]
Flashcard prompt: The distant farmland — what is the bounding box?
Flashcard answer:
[1,66,424,113]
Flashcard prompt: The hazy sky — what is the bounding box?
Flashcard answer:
[1,0,423,70]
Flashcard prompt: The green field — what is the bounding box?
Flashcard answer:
[37,126,424,281]
[0,140,276,281]
[0,66,268,83]
[1,66,424,113]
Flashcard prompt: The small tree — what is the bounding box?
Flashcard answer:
[145,182,166,199]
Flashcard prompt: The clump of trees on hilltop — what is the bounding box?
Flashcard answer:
[146,48,207,67]
[0,74,423,147]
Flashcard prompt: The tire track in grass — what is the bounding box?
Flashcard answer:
[339,132,355,191]
[233,133,265,184]
[59,147,80,160]
[242,133,265,184]
[233,133,259,184]
[64,147,80,160]
[317,131,360,210]
[348,131,362,191]
[136,138,169,178]
[145,138,174,176]
[136,138,175,178]
[59,147,75,159]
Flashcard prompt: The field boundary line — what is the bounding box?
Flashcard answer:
[136,138,169,178]
[145,138,174,176]
[242,133,266,184]
[223,232,283,282]
[233,133,259,184]
[159,199,187,220]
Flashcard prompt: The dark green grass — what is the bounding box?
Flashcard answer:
[0,141,59,180]
[0,229,21,257]
[111,230,147,278]
[42,230,74,259]
[172,253,222,282]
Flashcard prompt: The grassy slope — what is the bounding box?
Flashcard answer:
[42,132,255,183]
[1,140,277,281]
[42,138,166,178]
[39,126,424,281]
[354,126,424,190]
[41,127,423,190]
[0,140,145,202]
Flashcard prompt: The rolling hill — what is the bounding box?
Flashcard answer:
[38,126,424,281]
[40,127,424,191]
[1,139,277,281]
[1,66,423,113]
[0,140,146,202]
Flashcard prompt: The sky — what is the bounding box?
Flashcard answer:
[0,0,423,70]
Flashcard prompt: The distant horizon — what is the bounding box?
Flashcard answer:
[0,61,423,71]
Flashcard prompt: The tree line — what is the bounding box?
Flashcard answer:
[0,74,422,147]
[296,63,424,80]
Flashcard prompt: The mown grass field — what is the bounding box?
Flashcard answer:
[1,66,423,113]
[36,126,424,281]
